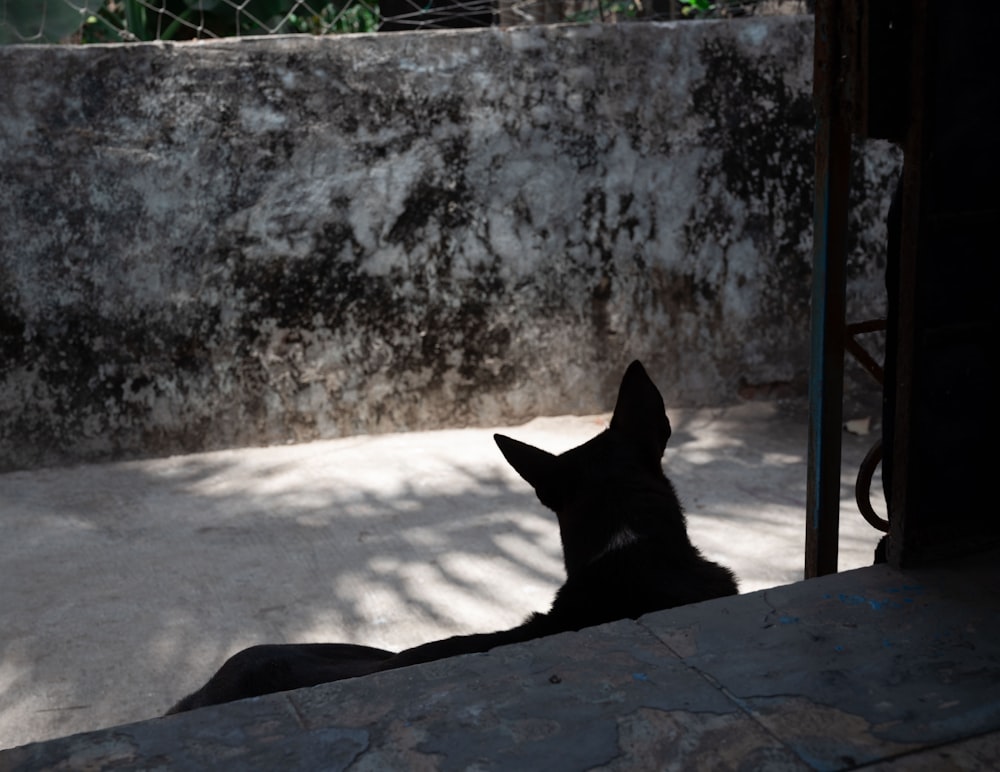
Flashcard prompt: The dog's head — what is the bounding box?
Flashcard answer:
[495,360,688,577]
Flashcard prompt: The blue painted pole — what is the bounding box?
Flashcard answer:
[805,0,851,578]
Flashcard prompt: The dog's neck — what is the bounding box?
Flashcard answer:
[587,525,641,566]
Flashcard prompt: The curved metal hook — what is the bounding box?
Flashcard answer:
[855,438,889,532]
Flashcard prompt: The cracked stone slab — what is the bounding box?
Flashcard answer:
[0,620,803,771]
[286,619,803,770]
[639,553,1000,769]
[865,728,1000,771]
[3,557,997,770]
[0,697,369,772]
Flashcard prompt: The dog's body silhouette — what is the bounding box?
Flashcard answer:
[167,361,737,714]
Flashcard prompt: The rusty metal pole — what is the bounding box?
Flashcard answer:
[805,0,854,578]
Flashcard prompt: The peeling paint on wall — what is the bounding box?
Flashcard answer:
[0,19,900,470]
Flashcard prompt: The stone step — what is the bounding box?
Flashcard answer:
[4,551,997,770]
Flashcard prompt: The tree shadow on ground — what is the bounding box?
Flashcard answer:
[0,404,885,748]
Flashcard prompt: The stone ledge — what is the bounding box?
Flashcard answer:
[4,552,998,770]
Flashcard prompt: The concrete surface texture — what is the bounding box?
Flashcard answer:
[5,552,996,771]
[0,401,886,750]
[0,18,900,471]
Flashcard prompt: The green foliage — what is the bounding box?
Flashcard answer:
[566,0,641,24]
[281,0,380,34]
[1,0,771,43]
[566,0,764,25]
[1,0,381,44]
[680,0,712,13]
[0,0,103,43]
[679,0,753,17]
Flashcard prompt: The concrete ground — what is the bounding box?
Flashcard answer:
[0,400,885,751]
[7,554,997,771]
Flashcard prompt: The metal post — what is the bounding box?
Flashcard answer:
[805,0,853,578]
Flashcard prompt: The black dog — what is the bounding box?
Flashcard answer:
[167,360,737,714]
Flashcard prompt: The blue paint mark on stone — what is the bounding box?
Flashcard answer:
[632,672,649,682]
[834,645,845,652]
[779,616,800,625]
[887,585,925,606]
[837,593,906,611]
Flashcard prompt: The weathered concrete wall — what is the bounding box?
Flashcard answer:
[0,18,899,471]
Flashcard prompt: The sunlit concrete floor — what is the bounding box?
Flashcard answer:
[0,400,886,750]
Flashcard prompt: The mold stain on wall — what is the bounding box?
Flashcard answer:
[0,18,900,470]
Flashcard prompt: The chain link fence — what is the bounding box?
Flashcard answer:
[1,0,811,43]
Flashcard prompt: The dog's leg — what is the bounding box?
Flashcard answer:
[166,643,395,714]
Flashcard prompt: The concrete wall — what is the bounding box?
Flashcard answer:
[0,17,900,471]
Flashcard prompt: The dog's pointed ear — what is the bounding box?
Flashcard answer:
[494,434,559,499]
[609,360,671,460]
